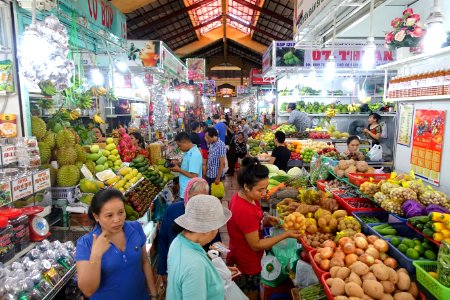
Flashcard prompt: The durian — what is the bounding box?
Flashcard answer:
[56,145,77,166]
[41,131,56,149]
[57,165,80,187]
[38,142,51,164]
[31,116,47,140]
[41,164,57,186]
[75,161,83,169]
[55,129,75,148]
[75,144,87,162]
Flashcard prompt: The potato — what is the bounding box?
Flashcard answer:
[348,272,362,287]
[331,266,341,278]
[331,278,346,296]
[335,297,349,300]
[337,267,351,280]
[372,264,390,281]
[380,281,395,294]
[362,272,377,281]
[361,295,375,300]
[396,271,411,291]
[393,292,415,300]
[388,268,398,284]
[380,294,394,300]
[363,280,384,299]
[326,278,334,286]
[349,261,370,276]
[407,282,419,298]
[345,282,365,298]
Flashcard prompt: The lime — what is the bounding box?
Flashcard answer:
[422,241,433,250]
[403,238,415,248]
[391,237,401,247]
[414,245,425,256]
[424,250,437,260]
[406,248,420,260]
[398,244,408,254]
[414,239,422,246]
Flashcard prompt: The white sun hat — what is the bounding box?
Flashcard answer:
[175,195,232,233]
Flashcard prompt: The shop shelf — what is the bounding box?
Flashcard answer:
[347,173,391,187]
[308,249,328,278]
[414,261,450,300]
[367,222,424,242]
[352,211,404,234]
[406,221,441,247]
[42,266,76,300]
[390,95,450,102]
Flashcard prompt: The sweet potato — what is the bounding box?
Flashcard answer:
[336,267,351,280]
[380,281,395,294]
[362,272,377,281]
[331,278,346,296]
[349,261,369,276]
[372,264,390,281]
[363,280,384,299]
[348,272,362,286]
[407,282,419,298]
[345,282,364,298]
[330,266,341,278]
[393,292,415,300]
[379,295,394,300]
[396,271,411,291]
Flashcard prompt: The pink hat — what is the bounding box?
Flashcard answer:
[184,177,208,206]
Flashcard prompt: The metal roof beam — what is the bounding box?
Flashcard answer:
[232,0,292,27]
[129,0,217,38]
[165,15,223,42]
[227,14,284,41]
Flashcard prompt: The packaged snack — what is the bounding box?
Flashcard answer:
[0,60,14,93]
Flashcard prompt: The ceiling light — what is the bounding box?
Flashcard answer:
[362,37,376,70]
[343,77,356,91]
[325,56,336,81]
[424,0,446,52]
[116,61,128,72]
[91,68,104,86]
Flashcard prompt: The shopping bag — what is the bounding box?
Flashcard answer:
[367,144,383,161]
[208,250,248,300]
[211,182,225,198]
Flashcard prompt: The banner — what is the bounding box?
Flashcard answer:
[410,109,446,185]
[397,104,414,146]
[262,43,273,74]
[304,48,394,68]
[203,80,216,96]
[275,41,305,67]
[161,45,187,83]
[250,68,273,85]
[127,40,161,67]
[187,58,206,82]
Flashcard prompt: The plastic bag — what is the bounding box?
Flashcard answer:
[295,259,319,288]
[211,182,225,198]
[367,144,383,161]
[208,250,248,300]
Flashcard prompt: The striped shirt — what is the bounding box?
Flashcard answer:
[207,139,227,178]
[288,110,312,132]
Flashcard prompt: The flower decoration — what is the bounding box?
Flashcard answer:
[385,8,426,50]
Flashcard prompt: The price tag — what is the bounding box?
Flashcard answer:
[0,145,17,165]
[32,169,51,193]
[11,175,33,201]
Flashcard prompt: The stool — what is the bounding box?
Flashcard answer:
[260,280,294,300]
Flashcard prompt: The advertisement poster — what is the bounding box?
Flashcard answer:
[127,40,161,67]
[186,58,206,82]
[410,109,446,185]
[397,104,414,146]
[203,80,216,96]
[275,41,305,67]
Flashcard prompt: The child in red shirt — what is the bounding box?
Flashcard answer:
[227,157,302,300]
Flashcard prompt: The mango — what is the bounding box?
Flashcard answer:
[115,179,126,189]
[131,169,138,176]
[119,167,132,176]
[90,145,100,153]
[88,153,101,161]
[124,173,134,181]
[96,156,107,165]
[114,159,122,166]
[105,143,116,151]
[108,155,118,162]
[102,150,111,157]
[106,137,114,144]
[95,165,105,172]
[106,176,120,185]
[111,149,119,156]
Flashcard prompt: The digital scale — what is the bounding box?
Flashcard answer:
[22,206,50,241]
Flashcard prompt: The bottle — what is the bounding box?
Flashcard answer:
[388,77,396,98]
[444,69,450,95]
[437,69,445,95]
[410,73,418,97]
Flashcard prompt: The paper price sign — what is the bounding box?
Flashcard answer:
[33,169,51,193]
[11,176,33,201]
[1,145,17,165]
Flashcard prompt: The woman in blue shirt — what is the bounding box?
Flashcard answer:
[75,189,158,300]
[167,195,232,300]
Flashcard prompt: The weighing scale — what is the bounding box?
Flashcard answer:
[22,206,50,241]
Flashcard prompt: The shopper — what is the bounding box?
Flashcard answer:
[240,118,253,140]
[227,157,302,300]
[363,112,382,145]
[205,127,227,189]
[167,195,232,300]
[286,102,311,132]
[345,136,361,155]
[170,132,203,203]
[75,189,158,300]
[198,123,209,177]
[190,121,202,148]
[130,132,149,157]
[205,116,213,126]
[269,131,291,171]
[213,114,227,143]
[226,132,247,176]
[157,178,213,279]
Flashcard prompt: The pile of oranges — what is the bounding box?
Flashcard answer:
[287,141,302,154]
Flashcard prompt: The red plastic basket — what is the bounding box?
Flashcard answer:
[300,236,316,253]
[321,273,426,300]
[332,192,383,213]
[308,249,328,278]
[347,173,391,187]
[316,180,329,191]
[406,221,441,246]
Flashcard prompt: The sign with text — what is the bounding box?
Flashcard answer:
[161,45,187,83]
[186,58,206,82]
[275,41,305,67]
[304,48,394,68]
[203,80,216,96]
[0,145,17,165]
[11,176,33,201]
[33,169,51,193]
[250,68,273,85]
[262,43,273,74]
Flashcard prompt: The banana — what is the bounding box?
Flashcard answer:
[69,110,81,120]
[325,108,337,117]
[90,87,99,97]
[93,113,105,124]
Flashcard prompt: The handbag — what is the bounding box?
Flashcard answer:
[211,182,225,198]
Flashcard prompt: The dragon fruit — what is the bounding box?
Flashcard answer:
[116,128,136,162]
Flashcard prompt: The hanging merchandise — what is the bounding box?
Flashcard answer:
[202,96,211,118]
[17,14,74,90]
[152,82,168,131]
[249,95,257,116]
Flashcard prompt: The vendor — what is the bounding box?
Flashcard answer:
[130,132,148,156]
[75,189,158,299]
[227,157,302,300]
[92,127,106,143]
[345,136,360,155]
[269,131,291,171]
[363,113,382,145]
[286,103,311,132]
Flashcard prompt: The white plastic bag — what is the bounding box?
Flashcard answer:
[295,260,318,288]
[367,144,383,162]
[208,250,248,300]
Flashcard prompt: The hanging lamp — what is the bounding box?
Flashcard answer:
[362,0,376,70]
[423,0,446,52]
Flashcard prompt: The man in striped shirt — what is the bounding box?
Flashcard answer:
[287,103,312,132]
[205,127,227,190]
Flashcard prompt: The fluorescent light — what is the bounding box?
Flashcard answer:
[325,56,336,81]
[361,37,376,70]
[343,77,356,91]
[113,72,124,87]
[424,0,446,52]
[91,68,104,86]
[116,61,128,72]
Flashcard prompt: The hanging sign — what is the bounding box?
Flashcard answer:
[127,40,161,67]
[397,104,414,146]
[295,0,333,31]
[262,43,273,74]
[410,109,446,186]
[203,80,216,96]
[124,74,132,88]
[275,41,305,67]
[144,73,154,86]
[304,48,394,68]
[11,176,33,201]
[249,69,273,85]
[161,45,187,83]
[63,0,127,40]
[32,169,51,193]
[186,58,206,82]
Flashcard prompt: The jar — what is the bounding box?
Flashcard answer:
[0,216,15,263]
[14,137,37,148]
[0,208,30,252]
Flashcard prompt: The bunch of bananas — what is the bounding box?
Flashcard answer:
[325,108,337,117]
[69,110,81,120]
[347,104,360,113]
[90,86,108,97]
[93,113,105,124]
[38,80,57,96]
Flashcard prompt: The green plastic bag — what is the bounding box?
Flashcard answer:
[211,182,225,198]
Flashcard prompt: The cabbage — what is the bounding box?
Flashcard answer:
[268,173,279,178]
[401,199,425,218]
[265,164,279,173]
[277,170,287,176]
[287,167,301,176]
[424,204,449,215]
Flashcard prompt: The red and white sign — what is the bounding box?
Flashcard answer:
[304,49,394,68]
[33,169,51,193]
[11,176,33,201]
[144,73,153,86]
[1,145,17,165]
[250,69,273,85]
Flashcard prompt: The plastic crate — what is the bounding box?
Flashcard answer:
[300,236,316,253]
[367,222,424,242]
[321,273,333,300]
[406,221,441,246]
[347,173,391,187]
[51,186,77,203]
[316,180,329,191]
[308,249,327,278]
[352,211,404,234]
[333,193,383,213]
[414,261,450,300]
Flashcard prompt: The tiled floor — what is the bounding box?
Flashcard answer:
[219,173,239,247]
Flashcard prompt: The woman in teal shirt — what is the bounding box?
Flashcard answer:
[167,194,232,300]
